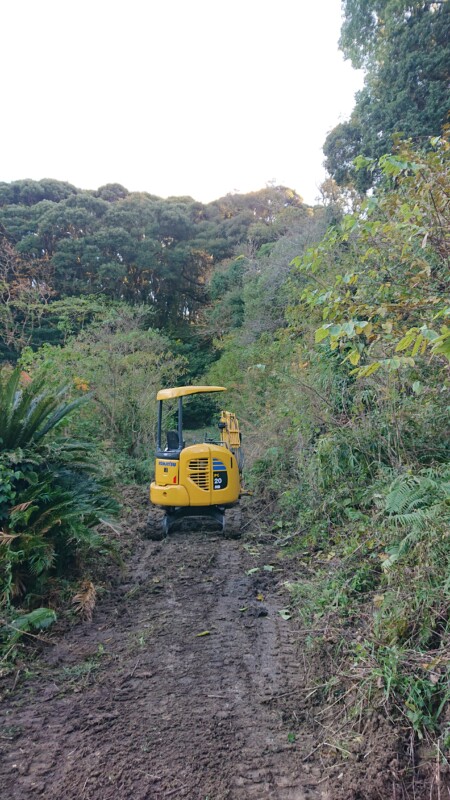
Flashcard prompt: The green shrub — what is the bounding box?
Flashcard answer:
[0,367,118,607]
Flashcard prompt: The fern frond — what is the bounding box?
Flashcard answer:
[4,607,57,644]
[391,505,445,530]
[382,466,450,569]
[34,394,90,442]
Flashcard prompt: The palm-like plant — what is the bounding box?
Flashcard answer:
[0,367,119,606]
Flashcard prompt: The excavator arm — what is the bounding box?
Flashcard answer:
[219,411,244,473]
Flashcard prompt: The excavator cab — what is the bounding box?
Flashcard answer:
[149,386,243,537]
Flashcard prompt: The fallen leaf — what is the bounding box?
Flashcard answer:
[373,594,384,607]
[72,580,96,622]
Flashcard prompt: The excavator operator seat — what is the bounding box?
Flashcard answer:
[166,430,180,451]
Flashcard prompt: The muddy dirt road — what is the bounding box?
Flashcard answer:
[0,524,327,800]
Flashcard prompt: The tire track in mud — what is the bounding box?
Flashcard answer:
[0,532,324,800]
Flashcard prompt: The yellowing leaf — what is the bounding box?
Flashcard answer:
[256,592,264,602]
[196,630,211,637]
[315,327,330,343]
[395,331,416,353]
[355,361,382,378]
[411,333,423,357]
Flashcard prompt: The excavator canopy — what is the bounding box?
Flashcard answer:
[156,385,226,401]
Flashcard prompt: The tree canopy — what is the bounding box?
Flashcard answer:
[325,0,450,190]
[0,180,312,340]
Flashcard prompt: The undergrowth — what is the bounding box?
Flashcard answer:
[209,139,450,770]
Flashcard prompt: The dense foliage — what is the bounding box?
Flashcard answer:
[208,136,449,744]
[0,368,118,607]
[0,181,322,619]
[324,0,450,190]
[20,305,188,480]
[0,182,310,351]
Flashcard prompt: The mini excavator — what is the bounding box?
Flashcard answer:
[148,386,243,537]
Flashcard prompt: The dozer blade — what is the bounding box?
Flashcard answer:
[164,506,225,534]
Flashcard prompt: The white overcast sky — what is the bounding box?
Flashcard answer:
[1,0,363,205]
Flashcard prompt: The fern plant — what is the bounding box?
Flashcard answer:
[372,466,450,649]
[0,367,119,607]
[382,467,450,568]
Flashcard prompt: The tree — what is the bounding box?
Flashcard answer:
[25,306,187,475]
[95,183,129,202]
[339,0,447,69]
[323,120,371,192]
[325,1,450,189]
[0,179,78,207]
[0,224,55,359]
[291,136,450,398]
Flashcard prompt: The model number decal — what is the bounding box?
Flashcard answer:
[213,459,228,490]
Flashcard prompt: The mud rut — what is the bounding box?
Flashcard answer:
[0,526,329,800]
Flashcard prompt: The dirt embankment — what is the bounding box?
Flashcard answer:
[0,494,432,799]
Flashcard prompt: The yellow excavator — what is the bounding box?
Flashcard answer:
[147,385,243,538]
